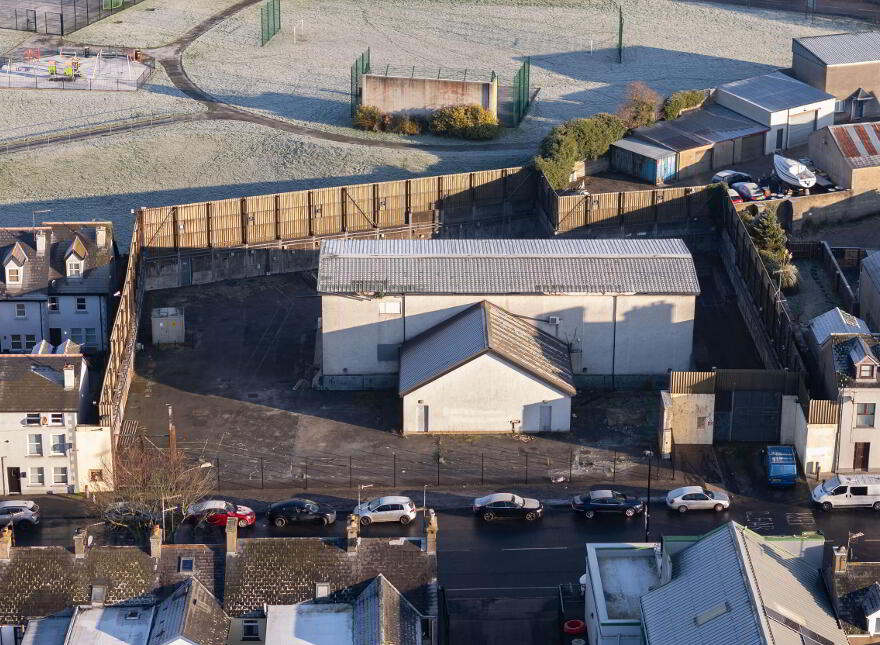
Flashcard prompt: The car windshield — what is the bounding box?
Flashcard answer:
[704,491,715,499]
[306,504,319,513]
[225,502,236,513]
[511,495,524,507]
[822,478,841,493]
[367,499,382,511]
[613,493,626,501]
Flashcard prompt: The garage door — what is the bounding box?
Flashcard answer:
[787,110,817,147]
[712,140,734,169]
[740,133,764,161]
[679,147,713,179]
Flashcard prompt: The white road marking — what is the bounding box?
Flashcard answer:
[501,546,568,551]
[746,511,775,531]
[785,512,816,528]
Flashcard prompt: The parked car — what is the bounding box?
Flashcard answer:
[666,486,730,513]
[473,493,543,522]
[102,501,157,528]
[570,489,644,519]
[353,496,418,527]
[185,500,256,528]
[812,474,880,511]
[712,170,753,185]
[726,188,743,204]
[731,181,765,202]
[0,500,40,526]
[267,498,337,527]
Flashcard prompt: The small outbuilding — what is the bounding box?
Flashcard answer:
[609,137,678,185]
[715,72,836,152]
[809,122,880,191]
[399,300,575,434]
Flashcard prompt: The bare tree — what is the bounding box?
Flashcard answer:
[617,81,660,129]
[93,439,215,541]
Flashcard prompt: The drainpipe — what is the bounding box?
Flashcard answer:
[0,456,5,495]
[611,295,617,390]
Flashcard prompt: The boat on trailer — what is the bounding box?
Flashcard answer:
[773,154,816,189]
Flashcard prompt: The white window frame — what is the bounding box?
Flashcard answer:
[67,261,82,278]
[25,413,40,426]
[53,467,68,485]
[860,365,875,379]
[835,100,847,113]
[69,328,83,344]
[28,434,42,456]
[15,303,26,318]
[50,413,64,425]
[51,433,66,456]
[25,335,36,351]
[75,297,87,312]
[857,402,876,428]
[10,335,22,351]
[48,296,58,312]
[6,266,21,285]
[29,467,44,486]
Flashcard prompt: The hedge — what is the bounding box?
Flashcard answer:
[662,90,706,121]
[534,113,626,190]
[428,104,500,140]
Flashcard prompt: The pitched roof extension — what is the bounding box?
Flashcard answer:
[808,307,870,346]
[398,300,575,396]
[717,72,835,113]
[794,31,880,66]
[828,122,880,169]
[633,104,768,152]
[318,239,700,295]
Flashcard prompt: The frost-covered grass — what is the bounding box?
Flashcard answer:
[68,0,246,48]
[0,28,29,55]
[183,0,868,147]
[0,119,533,243]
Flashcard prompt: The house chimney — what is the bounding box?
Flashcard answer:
[35,229,48,255]
[225,516,238,555]
[833,545,848,574]
[73,528,86,559]
[149,524,162,559]
[63,363,75,390]
[424,508,437,555]
[96,225,108,250]
[0,526,12,560]
[346,514,359,553]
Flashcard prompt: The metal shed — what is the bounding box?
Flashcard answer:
[609,137,677,185]
[151,307,185,345]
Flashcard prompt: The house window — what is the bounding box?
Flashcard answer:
[179,557,194,573]
[860,365,875,379]
[51,434,66,455]
[51,413,64,425]
[241,619,260,641]
[30,467,44,485]
[85,328,97,347]
[48,297,58,312]
[15,303,25,318]
[75,297,87,312]
[25,413,40,426]
[69,328,83,344]
[378,301,401,315]
[89,469,103,482]
[67,261,82,278]
[28,434,42,456]
[10,335,22,351]
[25,335,36,351]
[835,100,847,113]
[857,403,876,428]
[53,467,68,484]
[775,128,784,149]
[6,267,20,284]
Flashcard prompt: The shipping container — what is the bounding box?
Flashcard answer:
[610,138,677,185]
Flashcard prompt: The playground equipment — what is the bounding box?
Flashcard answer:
[90,49,133,82]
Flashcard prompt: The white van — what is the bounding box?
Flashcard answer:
[812,474,880,511]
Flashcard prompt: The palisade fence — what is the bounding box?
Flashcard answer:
[509,57,532,126]
[260,0,281,47]
[350,48,371,117]
[0,0,147,35]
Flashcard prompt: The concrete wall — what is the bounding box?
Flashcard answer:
[321,292,695,381]
[401,353,571,433]
[809,127,855,188]
[667,392,714,444]
[362,74,498,118]
[781,395,835,478]
[73,425,113,493]
[792,50,828,95]
[789,189,880,234]
[861,260,880,331]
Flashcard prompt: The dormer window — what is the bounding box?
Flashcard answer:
[860,365,876,379]
[6,266,20,284]
[67,260,82,278]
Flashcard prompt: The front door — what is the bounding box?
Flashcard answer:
[6,467,21,494]
[854,442,871,471]
[418,405,429,433]
[49,328,62,345]
[540,405,552,432]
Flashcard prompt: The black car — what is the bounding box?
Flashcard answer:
[472,493,543,522]
[267,498,337,527]
[571,489,645,519]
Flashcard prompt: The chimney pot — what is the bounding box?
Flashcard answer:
[35,229,48,255]
[226,516,238,555]
[833,545,848,574]
[96,225,108,249]
[346,514,359,553]
[73,528,86,559]
[0,526,12,560]
[149,524,162,559]
[63,363,75,390]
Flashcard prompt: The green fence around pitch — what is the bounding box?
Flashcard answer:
[349,48,371,117]
[510,57,531,126]
[260,0,281,47]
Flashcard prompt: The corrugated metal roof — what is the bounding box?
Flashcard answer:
[318,239,699,295]
[634,105,768,152]
[610,136,676,160]
[808,307,870,346]
[795,31,880,66]
[717,72,835,113]
[829,122,880,168]
[399,300,575,396]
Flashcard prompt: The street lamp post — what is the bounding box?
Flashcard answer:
[163,461,213,539]
[358,483,373,509]
[644,449,654,542]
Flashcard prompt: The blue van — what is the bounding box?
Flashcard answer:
[766,445,797,486]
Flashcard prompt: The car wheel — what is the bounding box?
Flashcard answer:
[525,511,538,522]
[624,508,635,517]
[822,502,833,512]
[584,510,595,519]
[237,518,248,528]
[319,517,329,526]
[482,512,495,522]
[360,515,372,527]
[714,504,725,513]
[399,515,411,526]
[678,505,688,513]
[873,502,880,512]
[273,517,286,528]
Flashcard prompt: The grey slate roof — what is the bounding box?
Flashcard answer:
[611,136,676,160]
[717,72,835,113]
[825,553,880,634]
[832,335,880,384]
[0,355,83,412]
[147,578,229,645]
[633,104,768,152]
[808,307,870,346]
[353,575,422,645]
[398,301,576,396]
[795,31,880,66]
[318,239,700,295]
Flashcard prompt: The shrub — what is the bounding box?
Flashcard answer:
[353,105,382,132]
[566,113,627,161]
[429,104,500,140]
[749,208,787,255]
[662,90,706,120]
[759,248,800,289]
[389,114,423,135]
[618,81,659,129]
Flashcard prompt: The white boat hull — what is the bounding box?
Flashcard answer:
[774,154,816,189]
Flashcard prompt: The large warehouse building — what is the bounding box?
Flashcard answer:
[317,239,700,391]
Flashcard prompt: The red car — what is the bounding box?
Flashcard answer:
[186,500,255,528]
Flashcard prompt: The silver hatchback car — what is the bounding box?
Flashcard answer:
[353,496,418,527]
[0,500,40,525]
[666,486,730,513]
